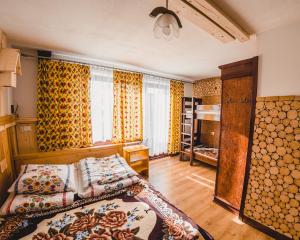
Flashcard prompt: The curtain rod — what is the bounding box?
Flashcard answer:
[21,53,193,84]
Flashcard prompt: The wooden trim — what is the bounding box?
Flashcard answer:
[219,57,258,80]
[239,57,258,216]
[214,67,225,203]
[0,115,16,126]
[190,98,196,165]
[16,117,37,124]
[214,77,222,200]
[0,115,16,133]
[219,57,255,69]
[241,215,292,240]
[8,125,19,158]
[6,126,17,179]
[213,196,239,214]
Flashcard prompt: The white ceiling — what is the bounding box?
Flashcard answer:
[0,0,300,81]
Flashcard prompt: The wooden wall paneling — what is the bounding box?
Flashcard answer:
[200,120,220,148]
[7,125,18,157]
[16,118,39,154]
[0,29,8,49]
[201,95,221,105]
[0,116,15,205]
[200,95,221,148]
[214,56,258,213]
[0,131,12,205]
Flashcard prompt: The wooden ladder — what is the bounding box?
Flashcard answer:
[179,97,202,165]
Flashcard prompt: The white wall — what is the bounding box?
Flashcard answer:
[257,20,300,96]
[184,83,193,97]
[0,87,12,116]
[13,50,37,118]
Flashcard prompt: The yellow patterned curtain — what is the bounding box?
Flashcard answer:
[112,71,143,143]
[37,59,92,152]
[168,80,184,154]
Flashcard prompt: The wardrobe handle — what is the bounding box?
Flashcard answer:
[241,97,249,103]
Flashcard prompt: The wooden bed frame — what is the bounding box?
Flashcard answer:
[0,124,132,205]
[13,143,124,173]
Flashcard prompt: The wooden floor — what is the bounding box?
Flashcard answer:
[149,156,273,240]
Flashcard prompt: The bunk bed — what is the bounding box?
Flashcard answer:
[179,97,220,166]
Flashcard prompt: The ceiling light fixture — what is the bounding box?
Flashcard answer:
[149,0,182,40]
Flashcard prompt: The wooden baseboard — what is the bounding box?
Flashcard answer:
[213,196,239,215]
[241,215,292,240]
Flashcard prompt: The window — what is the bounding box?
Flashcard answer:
[143,75,170,156]
[90,68,172,154]
[90,66,113,143]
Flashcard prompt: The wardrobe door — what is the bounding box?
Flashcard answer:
[214,57,258,212]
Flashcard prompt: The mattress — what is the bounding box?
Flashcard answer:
[194,147,219,159]
[185,104,221,121]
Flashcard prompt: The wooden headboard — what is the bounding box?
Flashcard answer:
[0,116,16,205]
[0,116,138,205]
[13,143,125,174]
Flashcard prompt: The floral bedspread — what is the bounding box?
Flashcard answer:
[0,179,213,240]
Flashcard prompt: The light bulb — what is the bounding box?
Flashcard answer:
[162,26,171,36]
[153,13,180,40]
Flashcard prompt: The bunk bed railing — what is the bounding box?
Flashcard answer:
[180,97,220,166]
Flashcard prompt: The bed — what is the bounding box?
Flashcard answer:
[0,144,213,240]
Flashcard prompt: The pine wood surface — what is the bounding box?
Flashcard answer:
[149,156,273,240]
[123,144,149,176]
[0,115,15,205]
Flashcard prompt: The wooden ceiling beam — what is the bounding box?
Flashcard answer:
[170,0,235,43]
[170,0,250,43]
[188,0,249,42]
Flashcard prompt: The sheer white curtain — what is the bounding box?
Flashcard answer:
[90,66,113,143]
[143,75,170,156]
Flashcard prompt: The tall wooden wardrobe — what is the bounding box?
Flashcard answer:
[214,57,258,212]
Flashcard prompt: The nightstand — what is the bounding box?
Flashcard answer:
[123,145,149,177]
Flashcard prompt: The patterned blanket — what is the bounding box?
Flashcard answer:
[78,155,140,198]
[0,179,213,240]
[79,155,137,188]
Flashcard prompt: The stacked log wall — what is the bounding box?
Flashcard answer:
[244,95,300,239]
